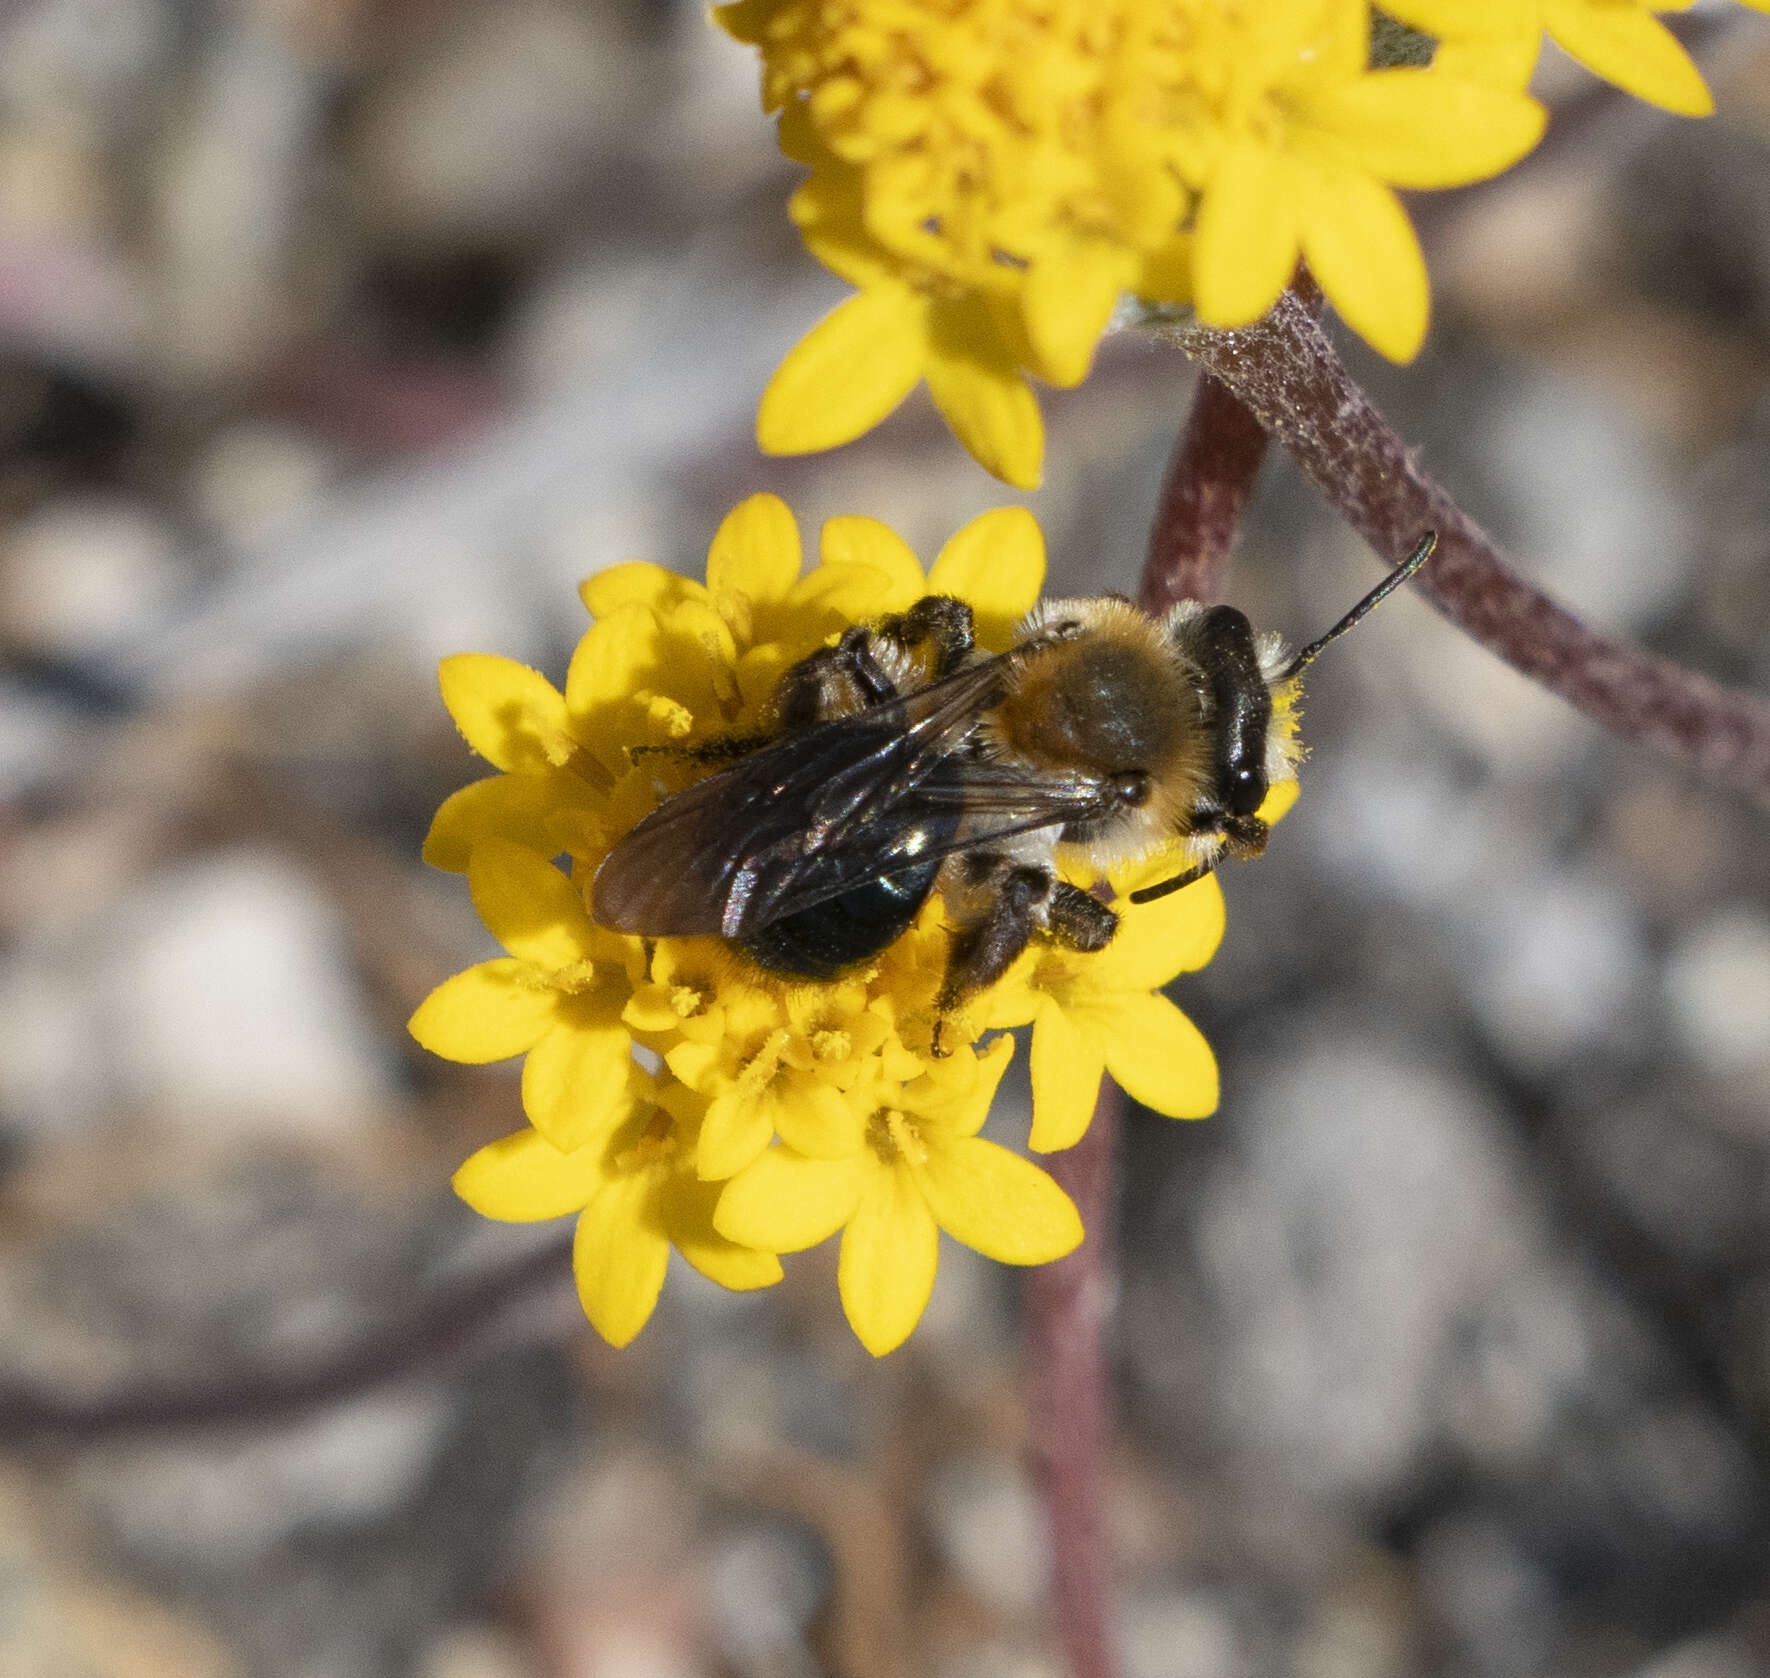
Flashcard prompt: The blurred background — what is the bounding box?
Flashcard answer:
[1,2,1769,1675]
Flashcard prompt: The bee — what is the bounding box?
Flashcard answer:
[592,532,1435,1032]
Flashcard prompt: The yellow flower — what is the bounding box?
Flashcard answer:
[1387,0,1717,115]
[409,840,644,1151]
[722,0,1549,480]
[714,1039,1083,1355]
[454,1078,783,1348]
[1187,8,1546,361]
[411,494,1230,1351]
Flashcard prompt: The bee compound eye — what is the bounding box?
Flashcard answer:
[1111,770,1153,807]
[1226,765,1266,816]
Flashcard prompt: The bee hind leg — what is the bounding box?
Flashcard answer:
[879,594,975,679]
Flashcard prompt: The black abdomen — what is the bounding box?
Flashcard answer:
[738,851,943,980]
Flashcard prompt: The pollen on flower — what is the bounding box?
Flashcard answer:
[868,1107,928,1168]
[811,1028,851,1062]
[615,1109,680,1175]
[413,493,1224,1352]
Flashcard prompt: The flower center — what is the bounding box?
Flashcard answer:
[738,1028,793,1097]
[866,1107,927,1167]
[811,1027,852,1062]
[615,1108,678,1175]
[544,959,597,995]
[670,982,710,1019]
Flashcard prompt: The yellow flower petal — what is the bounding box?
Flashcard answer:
[819,516,925,608]
[1137,236,1193,305]
[1430,33,1542,90]
[574,1173,670,1347]
[1381,0,1536,33]
[408,958,557,1064]
[758,283,930,455]
[662,1175,785,1290]
[1094,874,1226,992]
[715,1148,869,1252]
[781,560,899,638]
[522,1017,637,1151]
[1544,0,1713,115]
[706,492,803,605]
[696,1086,778,1181]
[1299,168,1430,363]
[902,1034,1014,1139]
[423,772,592,874]
[1020,234,1128,388]
[1194,140,1299,330]
[1257,778,1300,827]
[453,1125,603,1221]
[438,654,574,774]
[468,840,597,970]
[925,302,1044,490]
[1094,993,1218,1119]
[926,507,1046,651]
[1295,71,1546,187]
[564,603,722,771]
[774,1080,867,1158]
[838,1167,939,1355]
[1028,996,1107,1152]
[916,1135,1083,1263]
[580,561,705,623]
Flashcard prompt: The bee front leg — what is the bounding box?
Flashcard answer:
[932,860,1052,1055]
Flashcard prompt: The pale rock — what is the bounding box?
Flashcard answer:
[191,423,337,553]
[1631,1637,1763,1678]
[1663,907,1770,1075]
[705,1522,823,1675]
[349,0,644,245]
[0,493,187,657]
[924,1450,1051,1617]
[72,1384,453,1569]
[1466,868,1649,1073]
[419,1627,542,1678]
[1195,1036,1596,1502]
[0,1464,245,1678]
[0,955,110,1135]
[95,848,398,1134]
[1120,1590,1243,1678]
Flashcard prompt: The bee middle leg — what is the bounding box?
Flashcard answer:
[933,858,1054,1053]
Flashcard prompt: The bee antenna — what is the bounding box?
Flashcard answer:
[1277,530,1437,683]
[1127,861,1212,906]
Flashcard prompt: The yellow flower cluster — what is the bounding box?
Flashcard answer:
[721,0,1757,487]
[411,496,1234,1354]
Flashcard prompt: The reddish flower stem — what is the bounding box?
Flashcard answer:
[1165,291,1770,804]
[1142,372,1270,611]
[1027,306,1295,1678]
[1026,1080,1121,1678]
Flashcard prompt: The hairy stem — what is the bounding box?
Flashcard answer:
[1026,1081,1120,1678]
[1160,291,1770,804]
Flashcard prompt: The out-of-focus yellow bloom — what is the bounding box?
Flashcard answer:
[414,496,1226,1352]
[1387,0,1725,115]
[720,0,1548,483]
